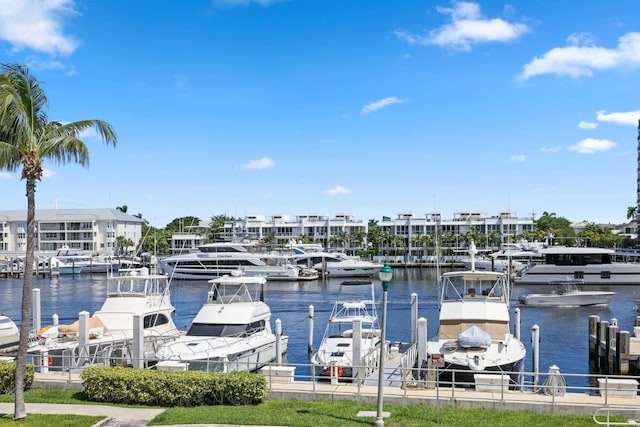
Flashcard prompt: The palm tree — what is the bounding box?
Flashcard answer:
[627,206,637,221]
[0,63,117,420]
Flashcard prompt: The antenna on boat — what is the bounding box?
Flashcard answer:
[468,241,477,272]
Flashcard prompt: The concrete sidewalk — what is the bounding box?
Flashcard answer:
[0,402,288,427]
[0,402,164,426]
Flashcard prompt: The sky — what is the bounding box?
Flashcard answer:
[0,0,639,229]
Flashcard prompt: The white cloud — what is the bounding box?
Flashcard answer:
[540,146,561,153]
[0,0,79,56]
[361,97,406,115]
[510,154,526,162]
[568,138,616,154]
[242,158,275,170]
[78,127,97,139]
[324,185,350,196]
[596,110,640,126]
[578,121,598,130]
[42,168,56,178]
[518,32,640,80]
[395,1,529,51]
[567,32,596,46]
[0,172,11,180]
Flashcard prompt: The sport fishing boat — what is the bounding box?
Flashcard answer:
[311,279,382,381]
[427,242,526,387]
[30,267,182,370]
[519,279,616,307]
[155,271,288,372]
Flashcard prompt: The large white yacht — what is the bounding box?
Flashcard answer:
[30,267,183,370]
[311,279,382,381]
[514,246,640,286]
[427,242,526,387]
[289,247,382,278]
[155,272,288,373]
[160,242,309,281]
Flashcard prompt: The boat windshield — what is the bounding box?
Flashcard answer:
[187,320,265,337]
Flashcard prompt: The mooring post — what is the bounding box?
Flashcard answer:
[353,319,362,381]
[308,305,314,356]
[588,315,600,367]
[598,320,609,371]
[514,308,521,340]
[417,317,428,387]
[605,323,618,374]
[532,324,540,391]
[32,288,41,333]
[411,293,418,344]
[276,319,282,365]
[618,330,630,375]
[132,313,143,369]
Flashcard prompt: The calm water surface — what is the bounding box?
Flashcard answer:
[0,268,638,386]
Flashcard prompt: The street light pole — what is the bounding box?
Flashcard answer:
[374,262,393,427]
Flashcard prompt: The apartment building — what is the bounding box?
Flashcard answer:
[0,208,145,255]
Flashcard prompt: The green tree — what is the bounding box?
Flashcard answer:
[627,206,637,221]
[535,212,576,246]
[0,63,117,420]
[115,205,128,213]
[209,214,236,241]
[115,235,135,255]
[165,216,202,233]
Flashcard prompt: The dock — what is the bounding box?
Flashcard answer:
[588,315,640,375]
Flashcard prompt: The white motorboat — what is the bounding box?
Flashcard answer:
[426,242,526,387]
[160,242,309,281]
[289,248,382,278]
[463,249,541,275]
[515,246,640,286]
[0,315,20,354]
[519,279,616,307]
[30,267,182,370]
[311,279,382,381]
[155,272,288,373]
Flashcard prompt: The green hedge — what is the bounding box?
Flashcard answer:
[0,362,34,394]
[81,367,267,407]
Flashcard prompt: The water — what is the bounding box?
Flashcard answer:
[1,268,638,387]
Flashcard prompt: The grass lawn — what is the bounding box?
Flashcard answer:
[151,400,602,427]
[0,389,616,426]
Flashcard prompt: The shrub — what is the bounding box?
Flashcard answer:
[0,362,34,394]
[81,367,267,407]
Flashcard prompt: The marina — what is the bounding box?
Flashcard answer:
[0,267,637,389]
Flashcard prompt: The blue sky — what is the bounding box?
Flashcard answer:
[1,0,639,229]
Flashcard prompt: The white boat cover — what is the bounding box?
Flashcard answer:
[458,325,491,348]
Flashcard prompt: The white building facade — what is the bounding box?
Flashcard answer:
[0,208,145,255]
[211,211,535,256]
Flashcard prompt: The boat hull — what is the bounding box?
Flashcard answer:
[519,292,615,306]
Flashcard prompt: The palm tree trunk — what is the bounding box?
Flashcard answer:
[14,179,35,420]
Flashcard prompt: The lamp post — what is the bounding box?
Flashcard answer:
[374,262,393,427]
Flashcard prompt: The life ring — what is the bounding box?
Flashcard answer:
[47,356,53,367]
